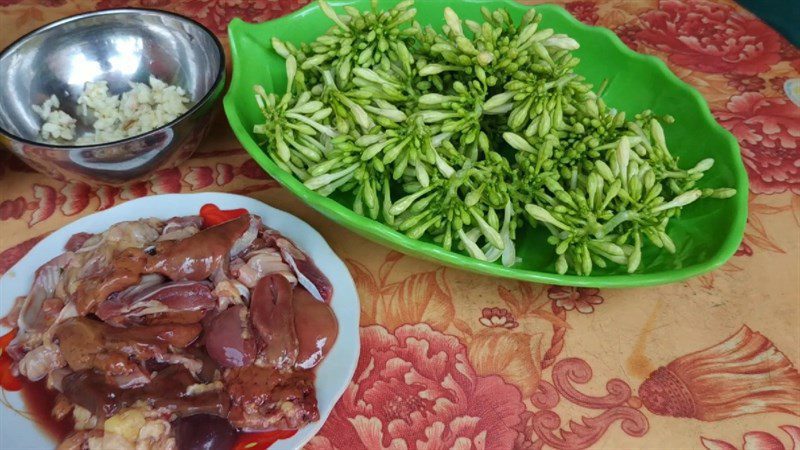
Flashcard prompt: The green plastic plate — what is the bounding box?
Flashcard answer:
[223,0,748,287]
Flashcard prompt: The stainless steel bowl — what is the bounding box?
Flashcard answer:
[0,9,225,185]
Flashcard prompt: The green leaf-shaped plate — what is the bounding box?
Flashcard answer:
[223,0,748,288]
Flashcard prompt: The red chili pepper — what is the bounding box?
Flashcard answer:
[0,329,16,350]
[0,329,22,391]
[0,354,22,391]
[233,430,298,450]
[200,204,249,228]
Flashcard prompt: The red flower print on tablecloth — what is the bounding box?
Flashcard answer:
[769,77,790,94]
[0,158,277,227]
[216,163,234,185]
[636,0,782,75]
[0,198,27,221]
[60,182,91,216]
[30,184,56,227]
[0,235,45,275]
[701,425,800,450]
[93,0,175,10]
[724,74,765,93]
[95,186,120,210]
[735,242,753,257]
[480,307,519,329]
[308,324,525,450]
[120,181,149,200]
[613,21,642,50]
[150,168,183,194]
[240,158,270,180]
[565,1,598,25]
[547,286,603,313]
[95,0,311,34]
[186,166,215,191]
[184,0,311,34]
[714,93,800,195]
[779,39,800,73]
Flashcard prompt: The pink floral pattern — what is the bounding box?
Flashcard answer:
[701,425,800,450]
[735,242,753,257]
[186,166,214,191]
[547,287,604,313]
[715,93,800,195]
[309,324,526,450]
[95,0,311,33]
[0,197,28,221]
[0,158,279,227]
[778,39,800,73]
[769,77,789,94]
[636,0,782,75]
[480,307,520,329]
[724,74,766,93]
[614,22,643,50]
[0,235,45,275]
[564,1,598,25]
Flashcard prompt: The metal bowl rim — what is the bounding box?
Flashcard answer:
[0,7,226,150]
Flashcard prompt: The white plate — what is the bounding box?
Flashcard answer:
[0,192,360,450]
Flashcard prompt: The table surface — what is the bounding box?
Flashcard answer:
[1,0,798,449]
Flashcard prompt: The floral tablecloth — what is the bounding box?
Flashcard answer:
[1,0,799,449]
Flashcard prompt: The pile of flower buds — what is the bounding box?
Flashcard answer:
[253,0,735,275]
